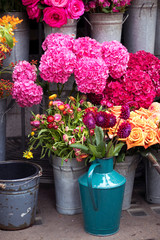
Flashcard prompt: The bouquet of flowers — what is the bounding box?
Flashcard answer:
[23,94,92,163]
[21,0,85,28]
[83,0,133,13]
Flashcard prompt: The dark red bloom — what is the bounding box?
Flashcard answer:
[120,105,130,120]
[95,112,116,128]
[117,122,131,138]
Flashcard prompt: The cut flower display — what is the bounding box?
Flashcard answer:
[83,0,133,13]
[21,0,85,28]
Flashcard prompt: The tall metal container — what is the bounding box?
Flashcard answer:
[0,99,6,161]
[79,157,126,236]
[51,156,87,215]
[0,160,42,230]
[89,13,123,43]
[122,0,158,53]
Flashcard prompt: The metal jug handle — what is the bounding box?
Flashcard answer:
[87,163,100,211]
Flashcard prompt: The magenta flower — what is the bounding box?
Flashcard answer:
[95,112,117,128]
[54,113,62,122]
[42,33,74,51]
[120,105,130,120]
[12,60,37,82]
[43,6,67,28]
[39,47,76,84]
[67,0,85,19]
[117,122,131,138]
[26,3,41,21]
[74,57,109,94]
[101,40,129,79]
[12,80,43,107]
[83,112,96,129]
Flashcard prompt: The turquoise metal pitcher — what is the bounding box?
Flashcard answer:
[78,157,126,236]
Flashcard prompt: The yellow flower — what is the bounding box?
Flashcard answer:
[23,151,33,159]
[49,94,57,100]
[30,131,35,136]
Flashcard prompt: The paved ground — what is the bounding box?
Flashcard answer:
[1,174,160,240]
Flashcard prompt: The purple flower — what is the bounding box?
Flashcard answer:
[95,112,116,128]
[117,122,131,138]
[83,112,96,129]
[120,105,130,120]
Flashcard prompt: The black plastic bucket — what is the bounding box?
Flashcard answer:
[0,160,42,230]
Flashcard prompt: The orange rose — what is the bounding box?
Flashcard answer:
[144,127,159,149]
[128,116,146,129]
[135,107,152,119]
[109,106,121,117]
[126,127,146,149]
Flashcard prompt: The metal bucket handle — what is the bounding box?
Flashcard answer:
[139,2,155,17]
[87,162,100,211]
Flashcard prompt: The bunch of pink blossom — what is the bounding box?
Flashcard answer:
[101,40,129,79]
[84,0,132,13]
[39,47,76,84]
[11,61,43,107]
[12,60,37,82]
[74,57,109,94]
[42,33,75,51]
[12,80,43,107]
[22,0,85,28]
[102,69,156,109]
[73,37,102,59]
[128,50,160,97]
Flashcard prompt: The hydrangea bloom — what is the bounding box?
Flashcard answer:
[120,105,130,120]
[73,37,102,59]
[12,60,37,82]
[39,47,76,84]
[128,50,160,97]
[101,40,129,79]
[102,69,156,109]
[74,57,109,94]
[42,33,75,51]
[12,80,43,107]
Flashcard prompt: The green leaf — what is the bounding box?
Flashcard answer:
[95,126,104,146]
[88,143,103,158]
[106,141,115,158]
[116,152,125,163]
[96,142,106,157]
[113,142,125,156]
[4,32,13,48]
[70,143,89,153]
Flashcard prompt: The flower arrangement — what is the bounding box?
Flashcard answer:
[107,103,160,172]
[21,0,85,28]
[23,94,92,162]
[70,104,131,161]
[83,0,133,13]
[0,15,23,65]
[11,33,160,112]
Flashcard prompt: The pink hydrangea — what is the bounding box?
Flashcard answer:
[12,80,43,107]
[12,61,37,82]
[66,0,85,20]
[101,40,129,79]
[42,33,74,51]
[74,57,109,94]
[39,47,76,83]
[102,69,156,109]
[73,37,102,59]
[128,50,160,97]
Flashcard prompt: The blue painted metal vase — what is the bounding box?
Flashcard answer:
[78,157,126,236]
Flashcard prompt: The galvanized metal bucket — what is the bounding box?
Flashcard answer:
[115,155,139,210]
[43,19,77,39]
[0,160,42,230]
[145,151,160,203]
[88,12,123,43]
[122,0,158,53]
[51,156,87,215]
[0,99,7,161]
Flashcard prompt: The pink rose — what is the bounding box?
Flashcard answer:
[67,0,84,19]
[45,0,68,7]
[22,0,39,6]
[26,4,41,21]
[43,7,67,28]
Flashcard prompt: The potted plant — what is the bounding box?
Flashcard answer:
[82,0,133,42]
